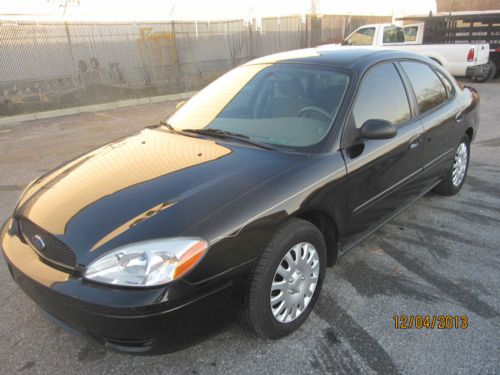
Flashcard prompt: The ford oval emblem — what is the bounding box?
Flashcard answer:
[31,235,46,251]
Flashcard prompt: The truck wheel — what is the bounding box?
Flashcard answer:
[472,60,496,83]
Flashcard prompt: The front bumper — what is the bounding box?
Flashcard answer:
[1,219,239,354]
[466,63,491,77]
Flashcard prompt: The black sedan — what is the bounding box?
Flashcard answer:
[1,48,479,354]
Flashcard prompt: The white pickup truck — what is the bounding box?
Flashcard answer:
[333,23,490,81]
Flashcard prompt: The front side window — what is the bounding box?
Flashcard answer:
[352,63,411,128]
[401,61,448,114]
[383,26,405,44]
[345,27,375,46]
[168,64,350,148]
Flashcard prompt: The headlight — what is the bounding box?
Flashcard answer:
[84,238,208,287]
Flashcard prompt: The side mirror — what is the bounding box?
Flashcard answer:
[359,119,397,140]
[176,100,186,110]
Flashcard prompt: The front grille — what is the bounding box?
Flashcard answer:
[19,218,76,269]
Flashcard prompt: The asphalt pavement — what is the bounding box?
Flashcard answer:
[0,80,498,374]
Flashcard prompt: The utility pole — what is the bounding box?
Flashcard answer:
[309,0,321,47]
[47,0,80,76]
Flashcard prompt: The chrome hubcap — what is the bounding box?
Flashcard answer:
[270,242,319,323]
[452,142,468,187]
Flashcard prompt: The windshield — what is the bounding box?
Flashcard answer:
[168,64,350,149]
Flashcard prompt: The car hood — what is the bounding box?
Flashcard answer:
[15,127,305,265]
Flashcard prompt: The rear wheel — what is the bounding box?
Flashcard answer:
[472,59,496,83]
[242,219,326,338]
[434,134,470,195]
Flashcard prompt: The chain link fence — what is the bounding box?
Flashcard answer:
[0,14,390,117]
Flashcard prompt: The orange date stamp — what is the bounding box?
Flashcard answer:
[393,315,469,329]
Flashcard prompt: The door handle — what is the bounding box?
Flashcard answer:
[456,113,464,123]
[409,135,421,149]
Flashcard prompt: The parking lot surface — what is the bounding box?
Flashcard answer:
[0,81,499,374]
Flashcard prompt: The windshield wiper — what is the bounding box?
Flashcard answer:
[182,128,278,151]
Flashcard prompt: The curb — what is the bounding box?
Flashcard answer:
[0,91,196,127]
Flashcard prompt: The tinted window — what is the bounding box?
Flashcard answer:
[383,26,405,44]
[352,63,411,128]
[401,61,448,114]
[345,27,375,46]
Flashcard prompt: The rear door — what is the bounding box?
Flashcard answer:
[340,62,424,245]
[398,61,461,187]
[381,25,405,45]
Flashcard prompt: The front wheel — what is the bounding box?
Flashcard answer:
[434,134,470,195]
[242,219,326,339]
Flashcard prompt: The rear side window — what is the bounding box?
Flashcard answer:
[352,63,411,128]
[434,69,454,97]
[383,26,405,44]
[345,27,375,46]
[401,61,448,114]
[403,26,418,42]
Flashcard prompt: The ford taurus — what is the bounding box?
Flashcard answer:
[1,48,479,353]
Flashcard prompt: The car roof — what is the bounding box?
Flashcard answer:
[245,47,430,74]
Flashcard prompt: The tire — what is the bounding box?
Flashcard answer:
[242,218,327,339]
[433,134,470,196]
[472,60,496,83]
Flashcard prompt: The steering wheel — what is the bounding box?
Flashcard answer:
[298,106,332,122]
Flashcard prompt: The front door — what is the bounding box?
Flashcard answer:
[340,62,424,246]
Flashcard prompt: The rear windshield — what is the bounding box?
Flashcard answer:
[169,64,350,148]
